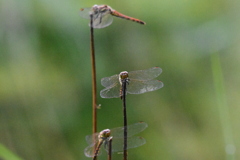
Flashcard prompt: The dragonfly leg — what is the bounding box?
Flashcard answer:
[126,78,130,85]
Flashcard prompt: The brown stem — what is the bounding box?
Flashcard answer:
[108,137,113,160]
[90,14,97,134]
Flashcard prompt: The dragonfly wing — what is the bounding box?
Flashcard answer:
[129,67,162,81]
[100,82,121,98]
[108,136,146,153]
[80,7,113,28]
[127,79,164,94]
[101,74,119,87]
[84,141,102,157]
[111,122,148,138]
[85,132,99,145]
[125,122,148,137]
[79,8,92,19]
[91,13,113,28]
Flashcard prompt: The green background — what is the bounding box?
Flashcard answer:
[0,0,239,159]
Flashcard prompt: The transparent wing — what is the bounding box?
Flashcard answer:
[129,67,162,81]
[85,132,99,145]
[84,122,147,156]
[91,13,113,29]
[127,79,164,94]
[101,74,119,87]
[104,136,146,153]
[79,7,113,28]
[85,122,147,144]
[100,82,121,98]
[79,8,92,19]
[110,122,148,138]
[84,141,103,157]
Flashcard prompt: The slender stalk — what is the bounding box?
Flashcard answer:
[121,78,128,160]
[108,137,113,160]
[90,14,98,160]
[211,53,235,160]
[90,14,97,135]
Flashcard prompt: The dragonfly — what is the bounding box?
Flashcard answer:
[88,129,111,160]
[84,122,148,158]
[100,67,164,98]
[79,4,146,28]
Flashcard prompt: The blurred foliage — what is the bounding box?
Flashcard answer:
[0,144,23,160]
[0,0,240,160]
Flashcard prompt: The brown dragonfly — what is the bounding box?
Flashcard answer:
[84,122,147,157]
[79,4,146,28]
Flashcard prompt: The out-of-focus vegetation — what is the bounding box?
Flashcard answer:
[0,143,23,160]
[0,0,239,160]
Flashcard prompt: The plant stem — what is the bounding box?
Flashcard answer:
[122,78,128,160]
[211,53,235,160]
[90,14,98,160]
[90,14,97,135]
[108,137,113,160]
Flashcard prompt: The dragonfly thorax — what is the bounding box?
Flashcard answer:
[92,5,112,15]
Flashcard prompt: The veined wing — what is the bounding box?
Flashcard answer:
[129,67,162,81]
[110,122,148,138]
[100,82,121,98]
[79,7,113,28]
[127,79,164,94]
[84,140,103,157]
[101,74,119,87]
[85,122,147,156]
[104,136,146,153]
[85,122,147,144]
[85,132,99,145]
[79,8,92,19]
[92,12,113,28]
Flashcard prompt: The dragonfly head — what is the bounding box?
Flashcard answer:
[92,5,98,11]
[98,129,111,140]
[119,71,129,85]
[119,71,128,79]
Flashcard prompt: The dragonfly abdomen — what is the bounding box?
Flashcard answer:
[110,10,146,25]
[93,141,103,159]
